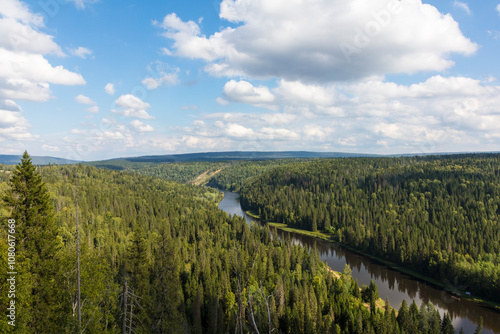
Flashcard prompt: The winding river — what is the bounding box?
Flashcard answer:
[217,189,500,334]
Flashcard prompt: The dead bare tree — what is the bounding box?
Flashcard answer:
[74,175,82,333]
[121,279,144,334]
[233,242,260,334]
[259,280,275,334]
[122,280,128,334]
[248,290,260,334]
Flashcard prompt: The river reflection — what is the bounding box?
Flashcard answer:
[217,189,500,334]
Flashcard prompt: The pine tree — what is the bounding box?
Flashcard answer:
[441,313,455,334]
[2,151,65,332]
[150,228,184,333]
[124,224,151,333]
[397,300,410,331]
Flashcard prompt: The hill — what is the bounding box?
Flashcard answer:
[86,151,379,168]
[0,154,79,165]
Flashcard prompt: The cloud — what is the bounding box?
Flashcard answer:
[75,94,98,113]
[0,49,85,86]
[142,72,178,90]
[42,144,60,152]
[453,1,471,15]
[259,127,300,140]
[130,120,154,132]
[274,80,335,107]
[222,80,275,108]
[75,94,96,105]
[112,94,154,119]
[497,4,500,16]
[216,97,229,105]
[181,75,500,154]
[68,0,100,10]
[0,0,44,27]
[104,83,115,95]
[86,105,99,113]
[142,62,179,90]
[0,18,64,56]
[68,46,92,58]
[159,0,478,82]
[0,99,34,141]
[224,123,255,138]
[0,1,85,102]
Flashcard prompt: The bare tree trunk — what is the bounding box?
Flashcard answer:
[248,291,260,334]
[260,281,274,334]
[129,300,134,334]
[75,176,82,333]
[122,280,128,334]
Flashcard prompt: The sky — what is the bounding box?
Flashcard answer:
[0,0,500,161]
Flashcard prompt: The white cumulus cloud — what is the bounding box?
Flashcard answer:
[142,62,179,90]
[0,99,34,141]
[0,1,85,102]
[454,1,471,15]
[222,80,275,108]
[68,46,92,58]
[68,0,100,10]
[184,75,500,154]
[104,83,115,95]
[224,123,255,138]
[130,120,154,132]
[86,105,99,113]
[42,144,60,152]
[142,72,178,90]
[159,0,478,82]
[112,94,154,119]
[75,94,96,105]
[0,0,44,27]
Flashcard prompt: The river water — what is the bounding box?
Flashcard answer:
[217,189,500,334]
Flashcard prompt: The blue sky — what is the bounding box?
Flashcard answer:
[1,0,499,161]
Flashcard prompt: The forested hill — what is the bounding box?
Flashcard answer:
[0,154,79,165]
[0,160,460,333]
[90,150,378,163]
[85,151,377,172]
[238,154,500,303]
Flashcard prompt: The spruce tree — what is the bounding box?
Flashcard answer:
[124,224,151,333]
[441,313,455,334]
[150,228,184,333]
[2,151,64,332]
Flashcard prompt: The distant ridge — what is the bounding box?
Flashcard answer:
[0,155,79,165]
[89,151,380,164]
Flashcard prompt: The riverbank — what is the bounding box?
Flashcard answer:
[246,210,500,312]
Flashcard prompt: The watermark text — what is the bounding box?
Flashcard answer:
[7,219,17,327]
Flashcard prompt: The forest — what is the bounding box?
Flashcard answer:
[236,154,500,303]
[0,153,475,333]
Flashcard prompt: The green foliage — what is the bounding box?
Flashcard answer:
[86,160,227,184]
[239,154,500,302]
[150,228,184,333]
[209,159,303,191]
[0,155,460,333]
[1,152,65,332]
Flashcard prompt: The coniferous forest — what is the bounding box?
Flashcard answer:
[237,155,500,303]
[0,152,495,333]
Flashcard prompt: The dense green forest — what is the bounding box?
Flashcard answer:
[85,160,227,184]
[1,154,466,333]
[208,160,303,191]
[87,159,300,188]
[238,154,500,303]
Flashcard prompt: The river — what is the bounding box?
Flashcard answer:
[217,189,500,334]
